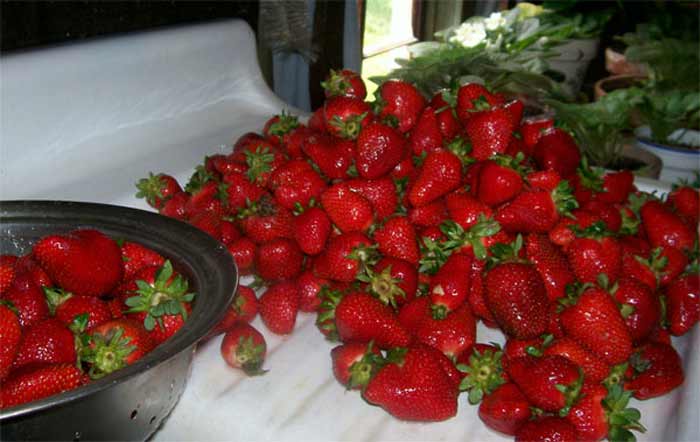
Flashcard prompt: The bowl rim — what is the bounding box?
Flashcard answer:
[0,200,237,420]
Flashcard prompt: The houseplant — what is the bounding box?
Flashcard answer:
[372,2,613,101]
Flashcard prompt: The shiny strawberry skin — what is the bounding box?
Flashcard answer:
[322,69,366,100]
[3,275,50,328]
[346,177,399,221]
[484,263,549,339]
[478,382,532,436]
[303,133,355,179]
[560,286,632,365]
[355,122,406,178]
[296,270,328,313]
[255,238,303,281]
[320,182,374,233]
[362,345,458,421]
[330,341,381,389]
[313,232,372,282]
[626,342,684,400]
[227,237,256,275]
[220,322,267,375]
[429,253,472,314]
[0,304,22,381]
[455,83,495,123]
[495,190,559,233]
[613,277,660,343]
[666,273,699,336]
[324,96,372,139]
[374,216,420,265]
[667,185,699,225]
[0,255,17,296]
[0,363,87,410]
[135,172,182,209]
[515,417,576,442]
[13,318,76,370]
[525,233,575,301]
[269,160,326,210]
[408,150,462,207]
[543,336,610,384]
[258,281,299,335]
[521,117,554,149]
[465,107,514,160]
[334,292,412,349]
[120,241,166,282]
[54,295,112,331]
[565,383,608,441]
[477,161,523,207]
[293,206,331,256]
[33,229,124,298]
[507,355,582,413]
[377,80,427,133]
[408,106,443,155]
[640,200,696,251]
[89,318,155,366]
[532,128,581,179]
[566,236,622,284]
[414,305,476,359]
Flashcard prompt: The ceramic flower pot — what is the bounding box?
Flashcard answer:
[635,126,700,182]
[548,38,599,95]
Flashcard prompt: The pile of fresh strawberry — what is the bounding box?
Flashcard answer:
[135,69,699,441]
[0,229,196,409]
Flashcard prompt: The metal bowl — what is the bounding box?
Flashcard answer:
[0,200,237,441]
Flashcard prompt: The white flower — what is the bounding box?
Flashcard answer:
[449,22,487,48]
[484,12,506,31]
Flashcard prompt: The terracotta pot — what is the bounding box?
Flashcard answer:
[605,47,647,76]
[593,74,647,101]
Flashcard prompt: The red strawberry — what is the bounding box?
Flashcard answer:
[347,177,399,221]
[280,124,313,159]
[330,341,382,389]
[188,210,222,241]
[455,83,497,123]
[521,117,554,149]
[484,237,550,339]
[135,172,182,209]
[355,122,406,178]
[543,336,610,384]
[456,343,507,402]
[3,275,50,328]
[209,285,258,337]
[296,271,327,313]
[408,150,463,207]
[559,284,633,365]
[227,237,256,275]
[324,96,371,139]
[220,172,267,212]
[0,363,86,410]
[407,106,443,155]
[33,229,123,298]
[262,112,299,146]
[467,258,498,326]
[376,80,426,133]
[611,277,659,343]
[220,220,241,246]
[302,133,355,179]
[238,196,295,243]
[495,181,578,233]
[477,159,524,207]
[0,255,17,295]
[313,232,372,282]
[548,209,600,248]
[45,288,111,331]
[184,180,224,217]
[11,254,53,289]
[220,322,267,375]
[640,200,696,251]
[320,182,374,233]
[269,160,326,210]
[666,272,699,336]
[374,216,419,265]
[120,241,165,282]
[525,233,575,301]
[566,223,622,284]
[507,355,583,414]
[84,318,155,377]
[293,206,331,256]
[255,238,303,281]
[0,303,21,380]
[231,141,286,187]
[478,382,532,435]
[465,106,514,160]
[258,281,299,335]
[159,191,189,220]
[307,107,327,132]
[362,346,458,421]
[515,416,577,442]
[667,185,699,225]
[322,69,367,100]
[360,257,417,308]
[445,191,492,230]
[532,128,581,179]
[123,261,196,344]
[626,342,684,400]
[429,253,472,314]
[409,200,448,227]
[13,318,76,370]
[414,304,476,359]
[334,292,411,349]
